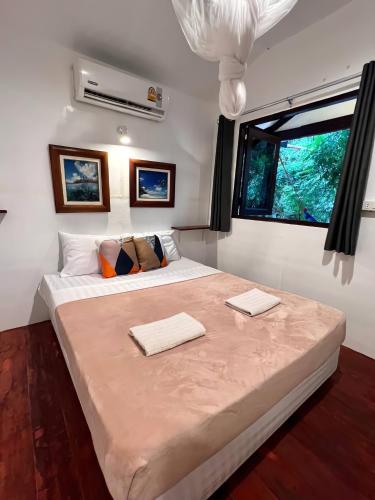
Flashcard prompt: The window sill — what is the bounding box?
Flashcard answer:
[232,214,329,229]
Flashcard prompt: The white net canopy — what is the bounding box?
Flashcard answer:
[172,0,298,119]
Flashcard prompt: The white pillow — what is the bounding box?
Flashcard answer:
[124,230,181,262]
[59,232,121,277]
[157,231,181,262]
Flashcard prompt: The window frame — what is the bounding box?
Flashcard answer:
[232,90,358,228]
[238,127,280,217]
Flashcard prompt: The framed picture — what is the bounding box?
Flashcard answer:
[49,145,110,213]
[129,159,176,207]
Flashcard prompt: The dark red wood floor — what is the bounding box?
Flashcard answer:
[1,321,374,500]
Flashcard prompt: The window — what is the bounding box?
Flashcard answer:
[232,91,357,227]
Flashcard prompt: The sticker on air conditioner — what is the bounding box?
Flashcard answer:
[147,86,157,102]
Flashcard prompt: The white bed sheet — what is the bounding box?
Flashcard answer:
[39,258,340,500]
[39,257,221,326]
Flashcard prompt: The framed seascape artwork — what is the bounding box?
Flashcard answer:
[49,145,110,213]
[129,159,176,207]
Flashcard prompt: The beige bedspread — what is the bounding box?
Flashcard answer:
[55,273,345,500]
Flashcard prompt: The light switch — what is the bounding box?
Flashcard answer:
[362,201,375,211]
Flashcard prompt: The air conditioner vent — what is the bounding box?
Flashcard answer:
[84,88,165,117]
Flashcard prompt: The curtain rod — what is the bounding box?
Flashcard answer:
[241,71,362,116]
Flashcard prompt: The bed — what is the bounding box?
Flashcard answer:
[39,257,346,500]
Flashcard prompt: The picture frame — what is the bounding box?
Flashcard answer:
[49,145,111,213]
[129,159,176,207]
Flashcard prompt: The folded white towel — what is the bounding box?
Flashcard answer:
[129,312,206,356]
[225,288,281,316]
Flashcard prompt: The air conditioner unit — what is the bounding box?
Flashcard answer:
[74,58,169,121]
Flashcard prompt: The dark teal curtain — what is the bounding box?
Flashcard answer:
[210,115,235,232]
[325,61,375,255]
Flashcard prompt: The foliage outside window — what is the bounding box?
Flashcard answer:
[232,91,357,227]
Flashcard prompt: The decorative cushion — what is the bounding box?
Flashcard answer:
[98,238,140,278]
[133,235,168,271]
[123,230,181,262]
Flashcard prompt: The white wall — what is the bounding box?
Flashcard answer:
[0,29,217,331]
[217,0,375,358]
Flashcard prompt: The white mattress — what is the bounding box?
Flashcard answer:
[39,257,340,500]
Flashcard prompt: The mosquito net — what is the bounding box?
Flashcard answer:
[171,0,298,119]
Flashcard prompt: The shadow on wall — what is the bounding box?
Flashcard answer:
[205,230,218,268]
[29,290,49,326]
[322,251,355,285]
[322,212,375,285]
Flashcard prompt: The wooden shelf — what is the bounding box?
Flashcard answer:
[0,210,7,214]
[171,225,210,231]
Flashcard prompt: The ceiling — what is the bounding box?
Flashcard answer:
[2,0,352,101]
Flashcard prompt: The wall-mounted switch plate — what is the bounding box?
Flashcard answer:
[362,200,375,211]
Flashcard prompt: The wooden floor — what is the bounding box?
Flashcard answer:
[1,322,374,500]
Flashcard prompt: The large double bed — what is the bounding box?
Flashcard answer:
[39,257,345,500]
